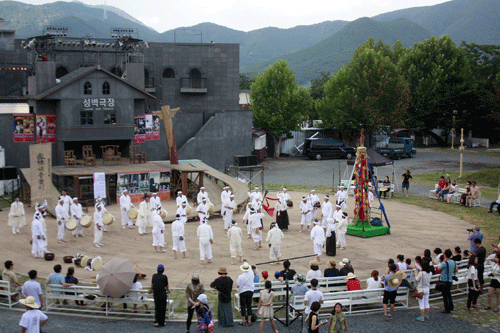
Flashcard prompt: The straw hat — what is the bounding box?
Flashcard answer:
[347,272,357,280]
[338,262,345,268]
[327,259,336,269]
[342,258,349,264]
[240,262,251,272]
[218,267,228,275]
[309,259,319,267]
[293,274,306,285]
[20,296,39,309]
[388,270,407,289]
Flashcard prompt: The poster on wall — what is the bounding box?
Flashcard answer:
[116,169,171,204]
[36,114,56,143]
[93,172,107,201]
[145,114,153,141]
[13,114,35,143]
[152,114,160,140]
[133,116,146,143]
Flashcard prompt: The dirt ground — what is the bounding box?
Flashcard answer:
[2,191,474,288]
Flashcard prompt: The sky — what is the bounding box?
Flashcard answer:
[18,0,451,32]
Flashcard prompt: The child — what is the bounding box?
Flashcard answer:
[328,302,348,333]
[273,271,280,282]
[466,255,480,311]
[258,280,277,333]
[262,271,269,282]
[406,258,414,269]
[306,301,326,333]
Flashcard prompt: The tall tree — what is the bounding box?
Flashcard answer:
[317,48,410,143]
[250,60,312,157]
[398,35,472,141]
[239,73,256,90]
[354,38,407,65]
[308,71,331,121]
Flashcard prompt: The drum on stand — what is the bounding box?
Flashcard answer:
[80,215,92,228]
[65,218,77,231]
[128,207,138,219]
[103,213,113,225]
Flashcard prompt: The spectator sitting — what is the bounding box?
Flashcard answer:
[366,270,382,289]
[129,274,149,313]
[434,176,446,199]
[396,255,408,271]
[2,260,23,300]
[446,180,458,203]
[379,176,391,199]
[339,259,353,276]
[21,270,43,309]
[273,271,280,283]
[346,273,361,291]
[466,181,479,207]
[406,258,414,269]
[45,264,65,304]
[385,259,396,275]
[62,267,86,306]
[488,194,500,214]
[452,246,462,262]
[279,260,297,282]
[433,248,443,264]
[261,271,269,282]
[291,274,308,302]
[460,181,471,206]
[463,250,470,260]
[306,260,322,280]
[439,179,451,201]
[423,249,433,266]
[324,259,339,278]
[434,255,444,274]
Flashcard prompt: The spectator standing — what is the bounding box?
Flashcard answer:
[148,264,170,327]
[8,196,26,235]
[2,260,23,299]
[257,280,277,333]
[210,267,234,327]
[193,294,213,333]
[401,170,412,196]
[304,279,324,316]
[21,270,43,309]
[468,226,483,255]
[236,262,255,326]
[45,264,65,304]
[185,273,205,332]
[466,255,480,311]
[305,301,326,333]
[452,247,462,262]
[485,253,500,312]
[19,296,48,333]
[433,248,443,264]
[415,260,432,322]
[439,249,457,313]
[475,238,487,293]
[383,264,403,321]
[327,302,348,333]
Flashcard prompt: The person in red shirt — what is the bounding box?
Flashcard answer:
[346,273,361,291]
[434,176,447,199]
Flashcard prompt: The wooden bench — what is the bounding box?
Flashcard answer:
[429,185,481,206]
[0,280,21,309]
[64,150,77,167]
[101,145,121,165]
[129,145,146,164]
[45,284,174,319]
[82,145,96,166]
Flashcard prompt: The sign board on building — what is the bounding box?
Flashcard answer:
[93,172,107,200]
[116,169,171,204]
[29,143,52,207]
[14,114,35,142]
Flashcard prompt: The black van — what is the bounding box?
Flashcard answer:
[303,138,356,160]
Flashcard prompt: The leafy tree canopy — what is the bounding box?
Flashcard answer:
[239,73,256,90]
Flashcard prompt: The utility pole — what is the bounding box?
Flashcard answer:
[459,128,464,178]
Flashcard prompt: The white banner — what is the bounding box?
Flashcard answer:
[93,172,107,200]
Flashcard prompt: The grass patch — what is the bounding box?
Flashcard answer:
[426,147,500,158]
[260,184,336,194]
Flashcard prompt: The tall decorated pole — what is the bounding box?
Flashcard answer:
[353,129,370,233]
[153,105,180,165]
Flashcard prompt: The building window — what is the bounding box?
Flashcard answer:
[80,111,93,125]
[189,68,202,88]
[102,81,110,95]
[83,81,92,95]
[55,66,68,79]
[163,67,175,78]
[104,112,116,125]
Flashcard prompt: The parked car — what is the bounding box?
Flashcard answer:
[303,138,356,160]
[375,137,416,159]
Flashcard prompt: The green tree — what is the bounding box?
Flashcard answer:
[398,36,472,141]
[308,71,331,120]
[250,60,312,157]
[354,38,407,65]
[317,48,409,143]
[239,73,256,90]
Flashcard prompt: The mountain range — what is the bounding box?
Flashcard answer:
[0,0,498,84]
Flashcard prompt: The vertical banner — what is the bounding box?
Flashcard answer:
[29,143,52,207]
[145,114,153,141]
[152,114,160,140]
[36,114,56,143]
[116,169,171,203]
[14,114,35,143]
[93,172,107,200]
[134,116,146,143]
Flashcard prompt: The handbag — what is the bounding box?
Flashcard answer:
[413,291,424,299]
[435,261,449,291]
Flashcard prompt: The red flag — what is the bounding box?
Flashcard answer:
[262,197,280,217]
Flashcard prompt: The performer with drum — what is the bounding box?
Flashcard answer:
[136,194,152,235]
[8,196,25,235]
[308,189,320,218]
[120,189,134,229]
[223,195,236,232]
[176,191,187,208]
[55,197,68,243]
[321,195,333,230]
[60,190,72,216]
[176,201,188,224]
[221,186,232,220]
[71,197,84,237]
[196,198,209,224]
[95,197,114,232]
[94,204,104,248]
[197,187,210,204]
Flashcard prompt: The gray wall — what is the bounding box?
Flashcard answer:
[0,114,32,168]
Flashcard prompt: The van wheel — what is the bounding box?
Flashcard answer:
[346,153,353,159]
[315,154,322,160]
[393,154,400,160]
[408,152,413,158]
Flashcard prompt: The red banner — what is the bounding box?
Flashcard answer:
[36,114,56,143]
[14,114,35,143]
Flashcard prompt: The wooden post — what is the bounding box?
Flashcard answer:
[152,105,180,164]
[459,128,464,178]
[181,172,188,196]
[199,171,204,188]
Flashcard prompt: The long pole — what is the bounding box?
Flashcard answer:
[459,128,464,178]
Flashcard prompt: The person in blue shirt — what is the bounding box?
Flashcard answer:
[45,264,65,304]
[439,249,457,313]
[383,264,398,320]
[468,226,483,255]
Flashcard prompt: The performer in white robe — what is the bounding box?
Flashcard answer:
[176,191,187,207]
[197,219,213,264]
[337,212,348,250]
[220,186,232,217]
[197,187,210,204]
[310,220,326,264]
[282,188,291,204]
[227,220,242,264]
[8,196,25,234]
[299,196,313,233]
[196,198,209,223]
[31,212,45,258]
[136,195,152,235]
[266,222,284,263]
[120,189,134,229]
[176,201,188,224]
[93,204,104,248]
[321,195,333,229]
[248,187,263,207]
[55,197,68,243]
[150,193,161,208]
[60,190,72,216]
[71,197,84,237]
[243,202,253,238]
[223,195,236,232]
[335,186,349,211]
[171,215,187,258]
[249,209,265,250]
[151,207,166,252]
[368,186,374,206]
[95,197,114,232]
[34,203,48,253]
[308,189,320,218]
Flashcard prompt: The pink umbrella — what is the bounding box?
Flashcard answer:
[97,257,136,298]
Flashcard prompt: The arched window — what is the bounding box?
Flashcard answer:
[55,66,68,79]
[84,81,92,95]
[189,68,202,88]
[163,67,175,78]
[102,81,110,95]
[110,66,123,77]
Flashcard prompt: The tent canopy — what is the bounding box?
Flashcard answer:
[347,148,394,167]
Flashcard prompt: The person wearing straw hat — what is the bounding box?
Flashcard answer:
[8,195,25,235]
[19,296,48,332]
[176,190,187,208]
[335,185,348,211]
[321,195,333,229]
[196,198,209,224]
[93,204,104,248]
[176,201,188,224]
[210,267,234,327]
[197,218,214,265]
[336,212,348,250]
[171,214,187,258]
[308,189,320,218]
[120,189,134,229]
[55,197,68,243]
[223,194,236,232]
[236,261,255,326]
[152,206,166,253]
[227,220,243,264]
[266,222,284,264]
[311,220,326,264]
[136,194,152,235]
[70,197,84,237]
[299,196,313,233]
[197,187,210,204]
[346,272,361,291]
[31,212,45,258]
[383,264,406,321]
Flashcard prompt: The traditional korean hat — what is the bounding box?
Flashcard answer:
[200,187,205,190]
[231,220,237,225]
[122,189,128,194]
[302,197,307,201]
[182,201,187,205]
[325,195,330,199]
[73,197,78,201]
[223,186,229,189]
[177,191,183,194]
[311,189,315,192]
[313,219,320,224]
[336,204,341,208]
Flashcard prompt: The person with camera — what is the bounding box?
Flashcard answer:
[467,226,483,255]
[438,249,458,313]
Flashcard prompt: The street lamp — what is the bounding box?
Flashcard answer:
[451,110,457,149]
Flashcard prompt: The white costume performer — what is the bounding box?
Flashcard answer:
[281,188,291,206]
[8,198,26,234]
[152,209,165,250]
[337,213,348,249]
[325,218,336,240]
[248,188,263,207]
[93,205,104,247]
[308,190,320,218]
[223,195,236,231]
[221,187,232,216]
[95,197,113,232]
[332,205,343,224]
[249,210,265,245]
[70,198,84,237]
[136,198,152,235]
[120,190,134,228]
[197,187,210,204]
[34,203,48,252]
[196,199,209,223]
[176,203,188,224]
[227,221,243,263]
[150,193,161,209]
[55,199,68,242]
[31,212,45,258]
[197,220,213,262]
[368,191,374,207]
[60,193,72,216]
[171,218,186,255]
[310,221,326,260]
[300,197,313,231]
[266,223,284,261]
[321,196,333,229]
[243,203,253,237]
[176,191,187,207]
[335,187,349,211]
